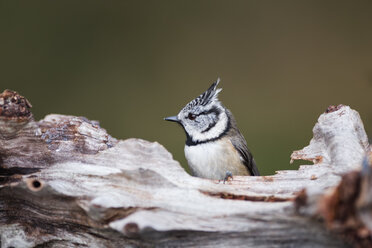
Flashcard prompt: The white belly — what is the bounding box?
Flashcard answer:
[184,137,249,180]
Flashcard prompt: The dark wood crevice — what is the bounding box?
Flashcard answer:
[201,190,291,202]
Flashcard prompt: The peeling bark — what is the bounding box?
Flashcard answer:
[0,90,370,247]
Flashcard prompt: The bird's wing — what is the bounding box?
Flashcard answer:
[230,132,260,176]
[225,108,260,176]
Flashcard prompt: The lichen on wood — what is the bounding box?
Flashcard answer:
[0,89,370,247]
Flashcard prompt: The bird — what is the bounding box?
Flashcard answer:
[164,78,259,180]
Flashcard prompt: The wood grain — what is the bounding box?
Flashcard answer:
[0,90,370,247]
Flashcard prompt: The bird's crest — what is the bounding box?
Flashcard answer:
[186,78,222,110]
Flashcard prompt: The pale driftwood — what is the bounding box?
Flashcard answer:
[0,90,370,248]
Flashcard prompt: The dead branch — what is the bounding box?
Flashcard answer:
[0,90,370,248]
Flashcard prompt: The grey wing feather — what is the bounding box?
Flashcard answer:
[230,133,260,176]
[226,109,260,176]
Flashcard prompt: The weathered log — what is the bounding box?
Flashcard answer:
[0,89,370,247]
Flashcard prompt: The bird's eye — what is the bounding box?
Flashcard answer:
[188,113,196,120]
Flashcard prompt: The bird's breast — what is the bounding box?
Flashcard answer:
[184,137,250,180]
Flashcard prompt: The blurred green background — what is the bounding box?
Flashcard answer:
[1,1,371,175]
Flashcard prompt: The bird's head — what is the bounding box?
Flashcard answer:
[165,78,229,145]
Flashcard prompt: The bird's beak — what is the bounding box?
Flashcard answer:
[164,115,180,123]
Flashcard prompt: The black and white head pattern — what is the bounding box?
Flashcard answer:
[177,78,229,145]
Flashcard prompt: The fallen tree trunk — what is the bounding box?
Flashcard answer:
[0,90,370,248]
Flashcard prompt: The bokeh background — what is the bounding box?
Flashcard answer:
[1,1,371,175]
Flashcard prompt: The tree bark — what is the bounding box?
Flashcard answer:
[0,90,370,248]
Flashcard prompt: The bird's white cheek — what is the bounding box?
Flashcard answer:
[192,112,228,142]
